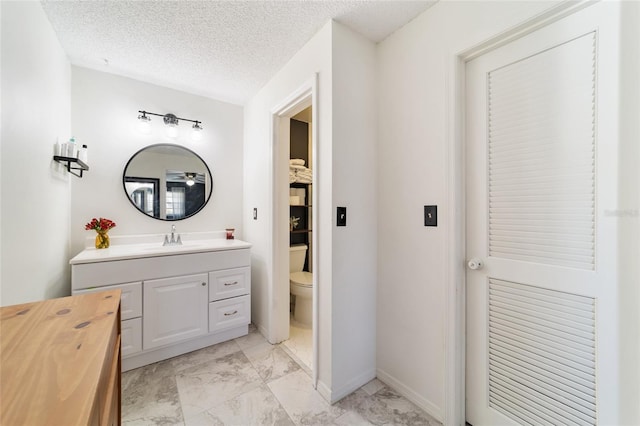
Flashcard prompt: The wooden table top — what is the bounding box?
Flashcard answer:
[0,290,121,425]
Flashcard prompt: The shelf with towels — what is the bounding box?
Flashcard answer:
[53,155,89,178]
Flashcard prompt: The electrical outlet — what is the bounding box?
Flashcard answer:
[337,207,347,226]
[424,205,437,226]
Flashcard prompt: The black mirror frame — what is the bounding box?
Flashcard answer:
[122,143,213,221]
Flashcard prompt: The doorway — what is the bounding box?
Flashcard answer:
[271,78,319,387]
[463,3,618,425]
[281,106,314,371]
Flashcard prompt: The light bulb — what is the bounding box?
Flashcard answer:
[163,113,179,139]
[137,114,151,134]
[191,122,203,141]
[186,178,195,186]
[165,123,179,138]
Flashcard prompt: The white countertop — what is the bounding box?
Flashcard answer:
[70,234,251,265]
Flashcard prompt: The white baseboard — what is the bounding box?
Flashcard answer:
[256,322,270,342]
[376,368,443,423]
[316,379,332,403]
[315,369,377,404]
[331,368,377,403]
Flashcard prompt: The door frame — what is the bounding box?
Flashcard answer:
[270,74,319,387]
[444,2,596,424]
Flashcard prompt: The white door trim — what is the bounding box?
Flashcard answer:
[444,2,596,424]
[270,74,319,387]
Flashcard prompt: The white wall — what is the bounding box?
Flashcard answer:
[244,20,334,392]
[70,67,243,256]
[244,20,377,401]
[0,1,72,305]
[376,1,568,420]
[330,23,377,399]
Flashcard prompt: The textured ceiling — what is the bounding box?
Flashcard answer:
[41,1,435,105]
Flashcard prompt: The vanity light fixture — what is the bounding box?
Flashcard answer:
[137,110,203,140]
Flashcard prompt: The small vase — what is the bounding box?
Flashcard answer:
[95,230,110,249]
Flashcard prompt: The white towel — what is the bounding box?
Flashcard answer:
[290,159,305,166]
[290,164,307,170]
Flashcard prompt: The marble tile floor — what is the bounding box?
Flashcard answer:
[122,325,442,426]
[280,316,313,373]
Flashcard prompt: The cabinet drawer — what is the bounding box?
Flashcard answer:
[74,282,142,321]
[209,295,250,333]
[209,267,250,302]
[121,317,142,357]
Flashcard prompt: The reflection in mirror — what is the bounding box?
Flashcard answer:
[124,178,159,217]
[123,144,212,221]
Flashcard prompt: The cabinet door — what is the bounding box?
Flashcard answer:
[143,273,208,350]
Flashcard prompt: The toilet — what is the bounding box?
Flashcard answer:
[289,244,313,325]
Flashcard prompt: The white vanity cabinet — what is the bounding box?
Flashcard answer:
[70,238,251,371]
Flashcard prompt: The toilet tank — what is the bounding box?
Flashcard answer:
[289,244,308,272]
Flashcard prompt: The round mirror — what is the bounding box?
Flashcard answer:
[123,144,212,221]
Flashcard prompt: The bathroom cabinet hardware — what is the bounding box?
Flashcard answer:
[224,281,238,286]
[53,155,89,178]
[224,310,238,316]
[202,282,206,286]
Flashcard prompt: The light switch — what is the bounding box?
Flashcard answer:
[424,205,437,226]
[253,208,258,220]
[337,207,347,226]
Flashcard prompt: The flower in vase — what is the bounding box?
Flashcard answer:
[85,217,116,249]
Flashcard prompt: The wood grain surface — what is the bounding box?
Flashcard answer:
[1,290,121,425]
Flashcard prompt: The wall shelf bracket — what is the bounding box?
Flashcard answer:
[53,155,89,178]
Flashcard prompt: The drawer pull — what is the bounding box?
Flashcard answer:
[224,281,239,286]
[202,282,206,286]
[224,310,238,316]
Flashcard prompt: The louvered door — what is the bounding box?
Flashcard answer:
[465,3,618,425]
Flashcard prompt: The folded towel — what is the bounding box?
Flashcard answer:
[290,159,305,166]
[290,164,307,170]
[296,175,312,184]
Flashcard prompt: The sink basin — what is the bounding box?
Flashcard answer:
[142,241,204,251]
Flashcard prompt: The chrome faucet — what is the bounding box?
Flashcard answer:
[163,224,182,246]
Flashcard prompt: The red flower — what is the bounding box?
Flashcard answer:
[85,217,116,232]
